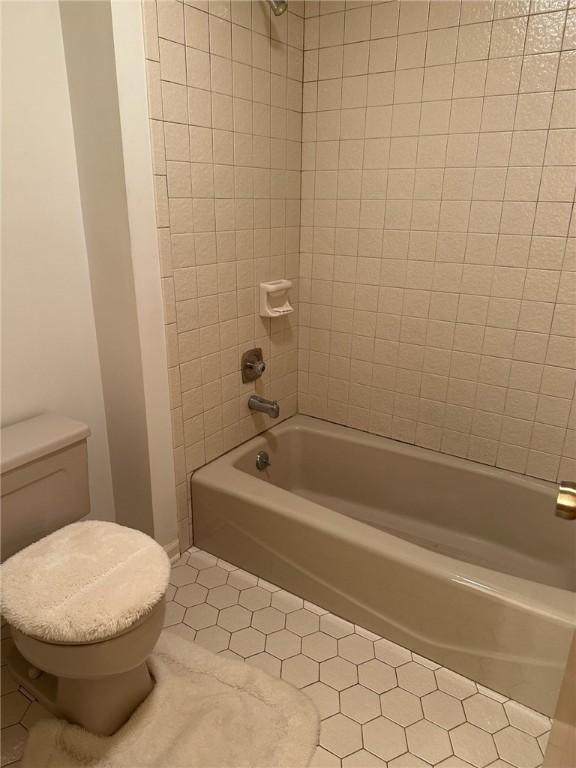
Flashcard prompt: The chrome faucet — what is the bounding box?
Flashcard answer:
[248,395,280,419]
[556,481,576,520]
[241,349,266,383]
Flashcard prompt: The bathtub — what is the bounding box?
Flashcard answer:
[192,415,576,715]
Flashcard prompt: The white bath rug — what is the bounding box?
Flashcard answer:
[22,630,320,768]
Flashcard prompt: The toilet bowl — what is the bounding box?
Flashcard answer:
[0,415,172,735]
[8,600,165,735]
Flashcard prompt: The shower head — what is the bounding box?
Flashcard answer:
[269,0,288,16]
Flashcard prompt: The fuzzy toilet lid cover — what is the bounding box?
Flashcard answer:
[1,521,170,643]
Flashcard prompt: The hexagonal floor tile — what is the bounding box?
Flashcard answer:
[1,724,27,766]
[339,634,375,664]
[172,552,189,567]
[286,608,320,636]
[464,693,508,734]
[174,583,208,607]
[159,545,552,768]
[206,584,239,609]
[194,625,230,653]
[257,577,279,592]
[436,667,477,699]
[407,719,453,764]
[21,701,54,730]
[187,551,217,570]
[1,692,29,729]
[165,584,176,601]
[422,690,466,729]
[302,632,338,662]
[374,637,411,667]
[320,714,363,758]
[340,684,381,724]
[265,629,301,659]
[169,565,198,587]
[1,669,18,697]
[310,746,341,767]
[303,682,340,719]
[217,604,251,631]
[397,661,437,696]
[380,687,423,726]
[252,606,286,634]
[450,723,498,767]
[271,590,304,613]
[167,622,196,644]
[183,603,218,630]
[319,656,358,691]
[246,652,281,677]
[362,716,407,762]
[494,726,543,768]
[355,626,380,641]
[342,749,386,767]
[239,586,272,611]
[305,600,329,616]
[412,652,441,670]
[538,732,549,755]
[388,754,431,767]
[281,654,319,688]
[358,659,396,693]
[477,684,508,703]
[196,566,228,588]
[320,614,354,638]
[228,627,265,657]
[227,569,258,590]
[163,601,185,627]
[504,700,550,737]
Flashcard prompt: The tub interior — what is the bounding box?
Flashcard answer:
[235,422,576,591]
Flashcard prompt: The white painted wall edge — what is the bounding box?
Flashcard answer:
[109,0,178,554]
[1,0,116,523]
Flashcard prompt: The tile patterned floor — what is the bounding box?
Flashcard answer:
[1,546,552,768]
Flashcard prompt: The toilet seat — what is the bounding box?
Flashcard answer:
[10,599,166,680]
[1,520,170,643]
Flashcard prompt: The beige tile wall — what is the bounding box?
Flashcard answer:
[298,0,576,484]
[142,0,304,549]
[143,0,576,550]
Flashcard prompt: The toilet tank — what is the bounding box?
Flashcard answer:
[1,414,91,561]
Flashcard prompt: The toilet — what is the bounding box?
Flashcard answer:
[0,413,170,735]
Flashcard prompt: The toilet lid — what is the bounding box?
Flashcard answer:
[1,521,171,643]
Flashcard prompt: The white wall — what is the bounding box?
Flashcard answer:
[57,0,178,553]
[1,0,115,522]
[110,0,179,554]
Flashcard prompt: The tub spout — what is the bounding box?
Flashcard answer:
[248,395,280,419]
[556,481,576,520]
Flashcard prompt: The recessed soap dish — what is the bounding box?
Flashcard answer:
[259,280,293,318]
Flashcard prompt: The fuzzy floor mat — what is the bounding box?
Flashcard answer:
[23,629,319,768]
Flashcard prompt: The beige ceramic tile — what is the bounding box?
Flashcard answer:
[295,0,574,486]
[451,722,499,767]
[423,689,467,729]
[320,714,363,758]
[363,716,408,761]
